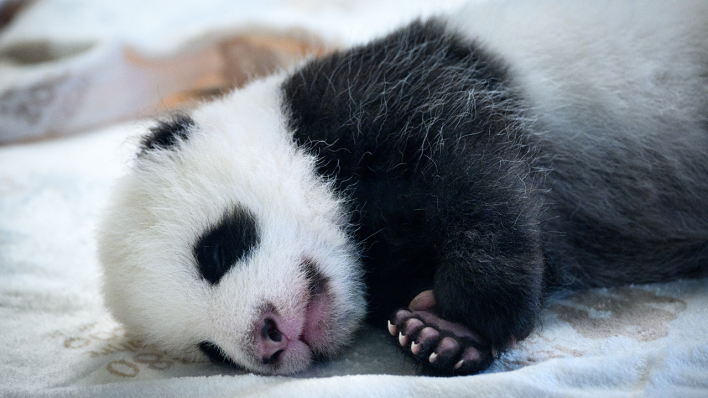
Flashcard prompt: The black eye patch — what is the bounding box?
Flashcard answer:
[194,207,259,285]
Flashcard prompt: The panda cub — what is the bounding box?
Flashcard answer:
[99,0,708,376]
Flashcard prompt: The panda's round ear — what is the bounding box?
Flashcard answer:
[138,113,195,157]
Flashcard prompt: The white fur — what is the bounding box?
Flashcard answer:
[449,0,708,153]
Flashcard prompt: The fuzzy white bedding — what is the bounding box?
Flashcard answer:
[1,1,707,397]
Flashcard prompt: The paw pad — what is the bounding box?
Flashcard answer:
[389,308,492,375]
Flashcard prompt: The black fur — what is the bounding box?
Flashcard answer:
[139,114,195,156]
[281,18,708,375]
[194,207,260,285]
[540,138,708,288]
[283,19,544,365]
[302,258,329,297]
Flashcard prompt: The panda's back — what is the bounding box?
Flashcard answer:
[449,0,708,286]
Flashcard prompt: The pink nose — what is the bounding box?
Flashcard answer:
[258,317,290,365]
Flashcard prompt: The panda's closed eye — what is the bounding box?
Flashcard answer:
[194,207,259,285]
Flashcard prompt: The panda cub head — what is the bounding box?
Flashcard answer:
[98,74,367,375]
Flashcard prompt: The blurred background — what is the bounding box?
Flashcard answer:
[0,0,464,144]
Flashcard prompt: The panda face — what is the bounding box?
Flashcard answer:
[98,75,366,374]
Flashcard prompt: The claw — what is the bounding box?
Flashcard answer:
[399,332,407,346]
[388,320,397,336]
[429,352,438,364]
[411,341,422,355]
[454,359,464,370]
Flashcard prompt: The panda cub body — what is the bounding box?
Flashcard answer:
[99,0,708,376]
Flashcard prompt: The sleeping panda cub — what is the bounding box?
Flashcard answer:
[98,0,708,376]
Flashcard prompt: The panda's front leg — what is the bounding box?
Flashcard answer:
[390,222,545,375]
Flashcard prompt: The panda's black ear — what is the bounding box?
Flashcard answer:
[138,114,195,156]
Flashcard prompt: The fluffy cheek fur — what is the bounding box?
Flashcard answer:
[98,76,366,374]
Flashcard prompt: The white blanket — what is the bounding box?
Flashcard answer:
[1,1,707,397]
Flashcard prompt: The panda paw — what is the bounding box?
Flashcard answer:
[388,290,506,375]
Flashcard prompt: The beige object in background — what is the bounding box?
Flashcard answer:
[0,0,464,143]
